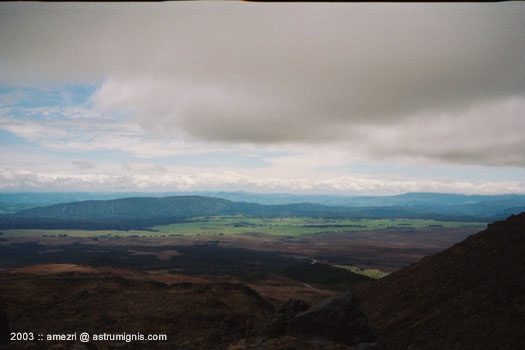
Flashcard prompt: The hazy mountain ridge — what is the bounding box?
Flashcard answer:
[2,191,525,216]
[0,195,491,231]
[1,192,524,230]
[3,191,525,206]
[14,196,234,219]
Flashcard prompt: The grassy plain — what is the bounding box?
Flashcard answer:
[151,216,485,237]
[1,216,486,238]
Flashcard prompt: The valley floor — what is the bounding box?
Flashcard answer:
[0,224,489,350]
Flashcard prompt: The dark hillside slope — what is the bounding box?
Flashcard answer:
[358,212,525,349]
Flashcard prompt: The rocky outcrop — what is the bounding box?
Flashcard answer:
[264,293,382,349]
[0,262,382,349]
[289,292,380,347]
[264,299,310,337]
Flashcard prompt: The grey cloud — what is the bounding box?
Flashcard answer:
[357,97,525,167]
[72,160,96,170]
[1,2,524,166]
[121,163,167,174]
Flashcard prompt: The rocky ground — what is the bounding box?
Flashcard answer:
[0,267,382,350]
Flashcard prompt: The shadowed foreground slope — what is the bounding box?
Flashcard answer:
[358,213,525,349]
[0,266,380,349]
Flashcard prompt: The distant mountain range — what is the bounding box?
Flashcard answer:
[0,192,524,230]
[2,191,525,208]
[2,191,525,209]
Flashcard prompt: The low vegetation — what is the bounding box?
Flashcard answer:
[333,265,388,279]
[152,216,485,237]
[0,216,485,238]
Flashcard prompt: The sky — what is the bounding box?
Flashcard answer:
[0,2,524,195]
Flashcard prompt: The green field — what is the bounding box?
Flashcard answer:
[151,216,485,237]
[1,216,486,238]
[333,264,389,279]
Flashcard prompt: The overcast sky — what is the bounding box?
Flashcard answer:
[0,2,524,195]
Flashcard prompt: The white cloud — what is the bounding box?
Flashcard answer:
[122,162,167,174]
[0,105,212,158]
[0,166,523,195]
[0,115,69,140]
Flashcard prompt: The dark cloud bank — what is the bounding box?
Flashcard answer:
[1,2,524,167]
